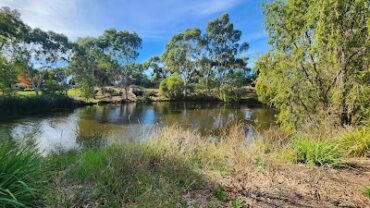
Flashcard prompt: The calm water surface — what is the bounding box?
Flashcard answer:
[0,102,276,154]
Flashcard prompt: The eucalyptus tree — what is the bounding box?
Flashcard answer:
[198,35,213,92]
[255,0,370,128]
[69,37,102,99]
[205,14,249,94]
[0,7,28,54]
[146,56,167,86]
[162,28,203,97]
[99,29,142,101]
[19,29,72,95]
[0,7,29,94]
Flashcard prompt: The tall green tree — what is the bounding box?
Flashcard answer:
[99,29,142,101]
[69,37,102,99]
[255,0,370,128]
[205,14,249,96]
[0,7,28,53]
[19,29,72,95]
[162,28,202,97]
[0,55,23,94]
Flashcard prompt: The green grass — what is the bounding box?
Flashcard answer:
[46,144,204,207]
[0,142,47,208]
[339,128,370,157]
[67,88,81,97]
[1,126,368,207]
[16,91,40,96]
[291,137,342,167]
[212,187,228,202]
[361,187,370,198]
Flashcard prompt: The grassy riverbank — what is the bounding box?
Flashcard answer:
[0,95,80,116]
[1,125,369,207]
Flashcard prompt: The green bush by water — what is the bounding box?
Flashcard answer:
[159,73,184,99]
[0,95,76,115]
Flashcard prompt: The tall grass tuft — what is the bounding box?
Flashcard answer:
[339,127,370,157]
[292,137,342,167]
[0,142,47,207]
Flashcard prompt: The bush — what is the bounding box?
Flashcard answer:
[0,142,47,207]
[0,95,76,115]
[220,84,243,102]
[159,73,184,99]
[339,128,370,157]
[292,137,342,167]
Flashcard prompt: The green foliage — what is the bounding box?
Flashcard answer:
[220,84,242,102]
[50,144,202,206]
[0,142,47,208]
[231,198,243,208]
[256,0,370,129]
[212,187,228,202]
[206,14,249,92]
[159,73,184,99]
[362,187,370,199]
[0,56,18,95]
[292,137,342,167]
[0,95,76,115]
[339,128,370,157]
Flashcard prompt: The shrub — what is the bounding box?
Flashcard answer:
[0,95,76,115]
[220,84,243,102]
[292,137,342,167]
[0,142,47,207]
[159,73,184,99]
[339,128,370,157]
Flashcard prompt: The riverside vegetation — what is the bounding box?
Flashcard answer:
[1,0,370,207]
[1,125,369,207]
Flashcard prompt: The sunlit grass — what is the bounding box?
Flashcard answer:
[67,88,81,97]
[339,127,370,157]
[291,137,342,167]
[1,125,369,206]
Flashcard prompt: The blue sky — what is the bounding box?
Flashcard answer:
[0,0,269,67]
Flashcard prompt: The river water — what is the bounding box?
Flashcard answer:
[0,102,276,154]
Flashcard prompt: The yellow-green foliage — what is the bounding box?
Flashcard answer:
[291,137,342,167]
[159,73,184,98]
[339,128,370,157]
[256,0,370,128]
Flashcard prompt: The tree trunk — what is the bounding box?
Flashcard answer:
[205,77,209,92]
[183,81,188,98]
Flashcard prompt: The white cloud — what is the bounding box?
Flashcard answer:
[0,0,243,40]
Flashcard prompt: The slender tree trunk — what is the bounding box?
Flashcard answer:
[183,81,188,98]
[205,76,209,92]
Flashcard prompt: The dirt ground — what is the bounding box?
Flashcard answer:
[187,159,370,208]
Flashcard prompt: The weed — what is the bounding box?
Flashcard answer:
[361,187,370,198]
[292,137,342,167]
[231,198,244,208]
[339,128,370,157]
[212,187,228,202]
